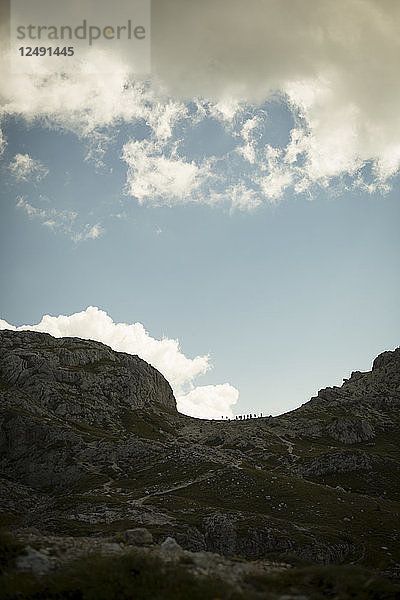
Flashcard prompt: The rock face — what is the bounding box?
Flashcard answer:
[279,346,400,444]
[0,330,176,428]
[0,330,399,578]
[0,330,176,489]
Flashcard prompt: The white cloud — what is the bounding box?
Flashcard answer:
[178,384,239,420]
[228,184,262,212]
[147,99,188,141]
[0,127,6,156]
[238,143,256,165]
[9,153,48,182]
[237,115,263,164]
[152,0,400,187]
[0,307,239,419]
[0,48,185,140]
[122,139,201,205]
[254,145,294,202]
[1,1,399,208]
[209,97,242,123]
[1,51,139,133]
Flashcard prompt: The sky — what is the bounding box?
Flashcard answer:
[0,0,399,419]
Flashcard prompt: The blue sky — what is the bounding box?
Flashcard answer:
[1,0,399,418]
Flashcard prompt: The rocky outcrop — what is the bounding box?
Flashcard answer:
[0,330,176,429]
[277,345,400,446]
[326,418,375,444]
[123,528,153,546]
[204,513,237,554]
[372,347,400,371]
[0,330,177,490]
[11,529,290,589]
[0,330,399,576]
[295,450,374,477]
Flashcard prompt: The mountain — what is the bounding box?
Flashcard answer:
[0,329,399,599]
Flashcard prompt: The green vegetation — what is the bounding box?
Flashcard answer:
[70,420,118,440]
[111,457,216,499]
[120,409,174,440]
[245,564,400,599]
[144,462,399,570]
[0,550,244,600]
[52,519,145,537]
[0,513,22,529]
[1,548,399,600]
[0,376,11,391]
[69,474,110,493]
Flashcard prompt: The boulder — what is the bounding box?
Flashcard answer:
[16,546,54,575]
[123,528,153,546]
[159,537,183,560]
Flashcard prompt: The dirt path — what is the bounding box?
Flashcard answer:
[129,468,225,506]
[273,433,295,456]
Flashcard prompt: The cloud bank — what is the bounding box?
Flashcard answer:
[0,307,238,419]
[151,0,400,190]
[2,1,400,211]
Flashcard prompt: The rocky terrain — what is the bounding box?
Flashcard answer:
[0,329,399,599]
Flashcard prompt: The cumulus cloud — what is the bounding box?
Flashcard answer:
[208,97,242,123]
[178,384,239,420]
[152,0,400,187]
[0,47,184,140]
[1,51,139,133]
[9,153,48,182]
[122,140,200,204]
[0,307,239,418]
[237,116,262,164]
[1,0,399,207]
[255,145,294,202]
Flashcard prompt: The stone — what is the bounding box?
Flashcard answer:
[123,528,153,546]
[204,513,237,555]
[159,537,183,559]
[327,419,375,444]
[16,546,54,575]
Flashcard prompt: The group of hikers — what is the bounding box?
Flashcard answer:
[221,413,263,420]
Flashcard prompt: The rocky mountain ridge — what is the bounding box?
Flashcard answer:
[0,329,399,597]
